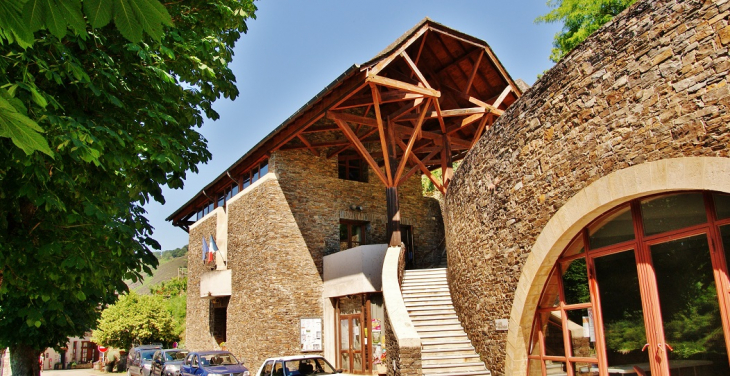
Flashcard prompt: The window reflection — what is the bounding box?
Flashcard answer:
[641,193,706,236]
[588,206,634,249]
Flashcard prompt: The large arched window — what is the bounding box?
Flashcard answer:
[528,192,730,376]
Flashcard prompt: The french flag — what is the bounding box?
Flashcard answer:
[202,237,209,262]
[207,235,219,264]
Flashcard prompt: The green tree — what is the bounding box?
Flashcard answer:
[0,1,256,375]
[150,277,188,343]
[0,0,174,156]
[92,292,178,350]
[536,0,637,63]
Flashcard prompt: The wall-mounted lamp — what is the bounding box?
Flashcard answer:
[349,205,364,211]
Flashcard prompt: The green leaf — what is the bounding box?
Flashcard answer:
[22,0,47,32]
[44,0,68,39]
[76,291,86,301]
[35,321,42,328]
[113,0,142,42]
[1,0,34,47]
[30,86,48,108]
[84,0,113,29]
[58,0,86,35]
[0,96,54,157]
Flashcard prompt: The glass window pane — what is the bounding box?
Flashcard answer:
[565,308,597,358]
[593,250,648,367]
[527,359,542,376]
[539,270,561,308]
[571,361,598,376]
[539,311,565,357]
[251,167,259,184]
[544,361,566,375]
[259,161,268,176]
[340,320,349,350]
[242,174,251,189]
[563,236,585,258]
[650,235,728,370]
[353,318,361,348]
[530,319,542,357]
[641,192,706,236]
[588,205,634,250]
[217,195,225,208]
[714,192,730,220]
[561,258,590,305]
[231,184,238,196]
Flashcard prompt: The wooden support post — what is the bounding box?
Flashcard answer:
[386,187,401,247]
[441,134,453,189]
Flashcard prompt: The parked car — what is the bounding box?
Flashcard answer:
[181,351,249,376]
[150,349,189,376]
[256,355,345,376]
[128,345,163,376]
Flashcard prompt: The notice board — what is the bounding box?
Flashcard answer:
[300,317,322,351]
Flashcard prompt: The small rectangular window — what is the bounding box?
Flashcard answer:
[230,183,239,196]
[217,195,225,208]
[260,161,269,176]
[251,167,260,184]
[338,155,367,182]
[242,173,251,189]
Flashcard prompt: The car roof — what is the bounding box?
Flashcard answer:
[161,349,188,352]
[192,351,234,356]
[262,355,327,362]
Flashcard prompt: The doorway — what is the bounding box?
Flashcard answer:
[528,192,730,376]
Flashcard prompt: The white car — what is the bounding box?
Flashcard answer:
[256,355,350,376]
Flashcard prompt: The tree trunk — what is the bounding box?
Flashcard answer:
[10,344,41,376]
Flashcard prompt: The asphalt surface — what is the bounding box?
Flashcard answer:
[42,369,119,376]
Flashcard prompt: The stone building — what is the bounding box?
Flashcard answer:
[445,0,730,375]
[168,19,521,375]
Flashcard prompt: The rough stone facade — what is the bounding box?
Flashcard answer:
[186,148,443,370]
[444,0,730,375]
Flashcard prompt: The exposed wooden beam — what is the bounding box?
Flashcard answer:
[369,25,429,76]
[394,98,430,184]
[471,113,493,148]
[333,119,388,186]
[327,111,378,127]
[492,85,512,110]
[464,50,484,94]
[396,138,445,194]
[397,164,421,186]
[441,134,453,189]
[336,90,424,110]
[326,127,380,158]
[297,135,318,156]
[366,74,441,98]
[401,51,433,90]
[446,113,485,135]
[370,83,393,186]
[442,85,504,116]
[389,97,425,121]
[396,107,486,121]
[434,47,481,76]
[301,125,340,133]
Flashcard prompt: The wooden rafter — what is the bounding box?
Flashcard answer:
[370,83,393,186]
[401,51,432,90]
[390,97,425,121]
[396,138,445,194]
[297,134,318,156]
[369,25,430,76]
[366,74,440,98]
[326,127,380,159]
[336,90,424,110]
[327,111,377,127]
[333,118,388,186]
[394,98,431,184]
[396,107,485,122]
[492,85,512,110]
[434,47,481,76]
[441,133,453,189]
[301,125,340,133]
[471,113,493,148]
[464,50,484,94]
[442,85,504,116]
[446,113,485,135]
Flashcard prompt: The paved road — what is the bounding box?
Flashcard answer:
[42,369,118,376]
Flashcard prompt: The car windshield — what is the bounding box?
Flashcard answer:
[200,353,238,366]
[282,358,336,376]
[164,351,188,362]
[141,351,157,361]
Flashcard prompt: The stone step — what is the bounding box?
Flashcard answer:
[422,354,481,365]
[419,331,470,339]
[413,324,464,332]
[402,291,452,298]
[403,276,447,283]
[403,295,452,302]
[412,318,461,326]
[404,268,447,275]
[401,282,448,289]
[404,300,454,308]
[422,362,488,373]
[421,345,476,355]
[421,338,472,347]
[410,314,459,322]
[408,309,457,316]
[422,370,491,376]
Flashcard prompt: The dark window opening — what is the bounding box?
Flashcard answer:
[338,155,367,182]
[340,220,368,251]
[210,297,229,344]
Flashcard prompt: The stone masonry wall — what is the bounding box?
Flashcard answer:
[186,212,220,351]
[274,149,443,271]
[225,176,323,370]
[444,0,730,375]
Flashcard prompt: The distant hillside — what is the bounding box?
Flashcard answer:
[127,254,188,295]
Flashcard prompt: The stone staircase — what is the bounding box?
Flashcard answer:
[401,268,491,376]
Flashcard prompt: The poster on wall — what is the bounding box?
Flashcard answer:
[300,318,322,352]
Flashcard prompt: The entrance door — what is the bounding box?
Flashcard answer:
[339,314,364,373]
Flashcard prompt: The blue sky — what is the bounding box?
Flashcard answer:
[145,0,563,252]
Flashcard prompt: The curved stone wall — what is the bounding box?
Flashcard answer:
[444,0,730,375]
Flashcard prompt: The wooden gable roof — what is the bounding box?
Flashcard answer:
[168,18,521,229]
